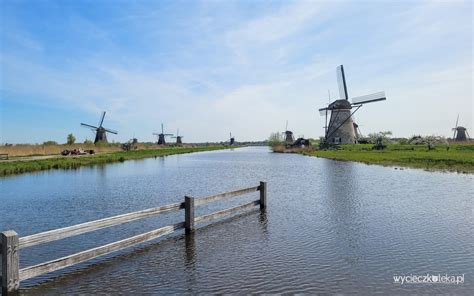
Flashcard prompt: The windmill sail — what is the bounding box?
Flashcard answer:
[81,123,98,130]
[351,92,386,105]
[98,111,106,127]
[336,65,348,100]
[104,128,118,134]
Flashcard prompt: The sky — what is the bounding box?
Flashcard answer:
[0,0,472,144]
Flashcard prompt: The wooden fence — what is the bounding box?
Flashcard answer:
[1,181,267,294]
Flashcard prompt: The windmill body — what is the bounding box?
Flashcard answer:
[325,99,356,144]
[319,65,386,144]
[284,131,295,144]
[229,132,235,145]
[81,111,118,144]
[95,127,108,143]
[171,129,183,145]
[452,115,470,141]
[153,123,173,145]
[454,127,468,141]
[282,121,295,144]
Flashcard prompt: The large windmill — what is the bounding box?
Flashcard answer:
[153,123,173,145]
[229,132,235,146]
[171,129,183,145]
[81,111,118,144]
[282,120,294,144]
[318,65,387,144]
[452,114,470,141]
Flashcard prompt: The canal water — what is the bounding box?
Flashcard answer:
[1,147,472,294]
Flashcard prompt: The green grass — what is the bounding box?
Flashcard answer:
[0,146,232,177]
[303,144,474,173]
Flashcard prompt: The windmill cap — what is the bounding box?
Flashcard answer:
[328,99,352,109]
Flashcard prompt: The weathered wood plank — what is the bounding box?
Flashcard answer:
[19,222,185,281]
[194,186,260,206]
[185,196,195,234]
[19,202,184,249]
[2,231,20,294]
[259,181,267,209]
[194,200,260,224]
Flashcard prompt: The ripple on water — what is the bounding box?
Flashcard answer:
[0,147,472,295]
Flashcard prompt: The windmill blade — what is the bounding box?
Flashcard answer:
[104,128,118,134]
[164,133,173,136]
[351,91,386,105]
[81,123,98,130]
[285,120,288,131]
[161,123,164,134]
[98,111,106,127]
[336,65,348,101]
[455,114,459,128]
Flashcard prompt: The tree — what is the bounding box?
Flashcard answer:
[367,131,392,144]
[67,133,76,145]
[268,132,283,147]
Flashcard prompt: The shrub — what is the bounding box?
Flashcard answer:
[43,141,58,146]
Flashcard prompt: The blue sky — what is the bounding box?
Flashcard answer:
[0,0,472,143]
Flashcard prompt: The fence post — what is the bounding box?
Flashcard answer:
[1,231,20,295]
[185,196,195,234]
[259,181,267,210]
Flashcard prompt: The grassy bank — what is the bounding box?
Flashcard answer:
[278,144,474,173]
[0,146,231,177]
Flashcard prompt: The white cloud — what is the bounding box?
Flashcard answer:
[1,0,472,143]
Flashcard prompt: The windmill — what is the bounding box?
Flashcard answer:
[452,114,470,141]
[229,132,235,146]
[81,111,118,144]
[171,129,183,145]
[318,65,387,144]
[282,120,294,144]
[153,123,173,145]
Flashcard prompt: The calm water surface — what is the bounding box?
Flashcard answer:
[0,147,473,294]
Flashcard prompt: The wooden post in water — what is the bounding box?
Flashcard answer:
[1,231,20,295]
[185,196,195,234]
[259,181,267,210]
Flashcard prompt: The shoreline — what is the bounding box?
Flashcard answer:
[0,146,234,177]
[272,144,474,174]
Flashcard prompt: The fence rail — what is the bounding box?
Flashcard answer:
[1,181,267,294]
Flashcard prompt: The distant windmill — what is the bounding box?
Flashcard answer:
[282,120,294,144]
[229,132,235,146]
[153,123,173,145]
[318,65,387,144]
[171,129,183,145]
[81,111,118,144]
[452,114,470,141]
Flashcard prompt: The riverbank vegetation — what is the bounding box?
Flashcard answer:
[0,142,163,157]
[270,134,474,173]
[304,144,474,173]
[0,146,231,177]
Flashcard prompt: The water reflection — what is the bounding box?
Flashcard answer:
[1,147,472,295]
